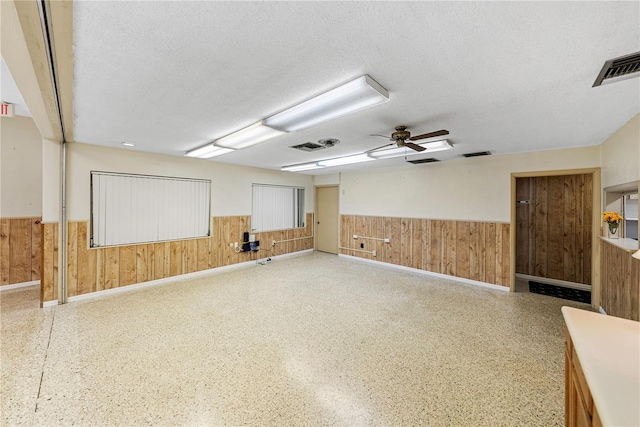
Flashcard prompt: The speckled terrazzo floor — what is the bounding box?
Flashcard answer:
[1,252,592,426]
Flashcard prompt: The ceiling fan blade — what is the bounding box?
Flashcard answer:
[366,142,396,153]
[408,129,449,141]
[370,134,392,139]
[405,142,427,152]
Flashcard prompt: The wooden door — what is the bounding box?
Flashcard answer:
[316,186,338,254]
[515,174,593,285]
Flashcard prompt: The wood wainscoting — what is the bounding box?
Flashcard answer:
[40,214,313,303]
[340,215,511,287]
[600,240,640,321]
[515,174,593,285]
[0,217,42,286]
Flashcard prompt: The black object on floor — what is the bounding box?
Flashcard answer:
[529,281,591,304]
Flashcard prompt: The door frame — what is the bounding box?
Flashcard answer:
[314,185,339,253]
[510,168,601,310]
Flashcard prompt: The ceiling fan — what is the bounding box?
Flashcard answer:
[369,126,449,152]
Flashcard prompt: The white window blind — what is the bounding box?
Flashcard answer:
[91,172,211,247]
[252,184,305,232]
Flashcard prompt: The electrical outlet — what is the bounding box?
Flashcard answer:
[272,240,276,247]
[384,238,390,243]
[353,234,358,239]
[372,250,377,257]
[234,242,238,248]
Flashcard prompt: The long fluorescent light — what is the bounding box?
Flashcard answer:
[185,144,235,159]
[215,121,287,149]
[281,162,325,172]
[317,153,375,167]
[369,139,453,159]
[264,75,389,132]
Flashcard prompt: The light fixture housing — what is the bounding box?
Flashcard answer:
[368,139,453,159]
[317,153,376,167]
[281,162,325,172]
[121,142,135,147]
[185,144,235,159]
[215,121,287,149]
[264,75,389,132]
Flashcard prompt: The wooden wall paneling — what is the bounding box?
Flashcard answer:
[154,243,165,279]
[31,220,41,280]
[515,178,530,274]
[389,217,402,265]
[631,258,639,321]
[583,174,593,284]
[455,221,470,279]
[211,218,221,268]
[9,218,31,284]
[76,222,96,295]
[185,239,197,274]
[358,215,372,259]
[381,217,392,263]
[41,223,55,301]
[95,248,105,292]
[421,219,431,272]
[147,244,155,281]
[400,217,412,267]
[501,224,511,286]
[53,223,59,300]
[563,175,577,283]
[340,215,351,255]
[533,176,548,278]
[104,246,119,289]
[575,175,585,283]
[0,219,9,285]
[485,223,497,285]
[66,221,78,296]
[169,241,182,276]
[136,244,149,283]
[197,238,211,271]
[547,176,564,281]
[238,216,250,260]
[495,222,505,286]
[119,245,137,286]
[469,222,486,282]
[410,218,423,269]
[440,221,464,276]
[428,220,442,274]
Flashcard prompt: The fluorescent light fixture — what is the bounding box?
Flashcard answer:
[317,153,375,167]
[264,75,389,132]
[369,139,453,159]
[121,142,135,147]
[185,144,235,159]
[281,162,325,172]
[215,121,286,149]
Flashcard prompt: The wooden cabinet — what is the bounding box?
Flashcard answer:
[565,326,601,427]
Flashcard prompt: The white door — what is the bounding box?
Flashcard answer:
[316,186,339,254]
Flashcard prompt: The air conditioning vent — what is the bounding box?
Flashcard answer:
[407,158,440,164]
[463,151,491,158]
[593,51,640,87]
[291,142,326,152]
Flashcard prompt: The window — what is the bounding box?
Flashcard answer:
[91,172,211,247]
[251,184,305,232]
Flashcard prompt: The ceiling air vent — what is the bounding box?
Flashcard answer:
[463,151,491,158]
[407,158,440,164]
[593,51,640,87]
[291,142,326,152]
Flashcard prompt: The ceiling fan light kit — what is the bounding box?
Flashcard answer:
[264,75,389,132]
[185,144,236,159]
[369,139,453,159]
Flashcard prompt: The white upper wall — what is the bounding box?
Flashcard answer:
[339,146,600,222]
[66,143,314,221]
[0,116,42,217]
[600,114,639,189]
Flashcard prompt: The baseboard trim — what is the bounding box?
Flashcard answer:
[515,273,591,292]
[599,306,607,315]
[66,249,315,304]
[43,300,58,307]
[338,254,509,292]
[0,280,40,291]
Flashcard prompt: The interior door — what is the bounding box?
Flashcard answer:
[316,186,339,254]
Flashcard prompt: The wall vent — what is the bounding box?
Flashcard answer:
[593,51,640,87]
[407,158,440,164]
[463,151,491,158]
[290,142,326,152]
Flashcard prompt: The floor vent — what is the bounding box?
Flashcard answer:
[593,51,640,87]
[290,142,326,152]
[463,151,491,158]
[407,158,439,164]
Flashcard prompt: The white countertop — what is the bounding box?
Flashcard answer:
[562,307,640,427]
[599,237,639,252]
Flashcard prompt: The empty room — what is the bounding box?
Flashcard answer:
[1,1,639,426]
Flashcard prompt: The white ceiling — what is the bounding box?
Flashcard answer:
[0,55,32,117]
[73,1,640,174]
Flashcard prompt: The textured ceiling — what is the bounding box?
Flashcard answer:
[0,56,32,117]
[73,1,640,174]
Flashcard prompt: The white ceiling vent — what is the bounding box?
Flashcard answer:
[593,51,640,87]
